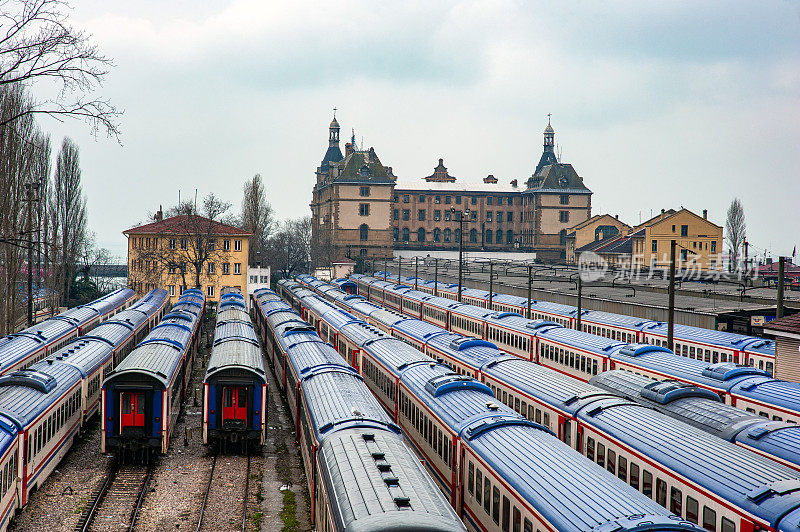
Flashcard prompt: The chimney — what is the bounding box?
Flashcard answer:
[661,208,665,214]
[345,142,354,156]
[510,179,518,188]
[702,209,707,219]
[155,206,163,223]
[615,214,619,220]
[368,147,376,162]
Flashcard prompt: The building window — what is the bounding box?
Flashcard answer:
[234,239,241,251]
[470,228,477,243]
[497,197,503,206]
[560,194,569,205]
[435,195,441,204]
[402,228,410,241]
[508,196,514,205]
[471,211,477,221]
[168,264,176,274]
[402,209,410,221]
[359,248,367,256]
[497,211,503,223]
[393,194,398,202]
[233,263,241,274]
[208,239,215,250]
[487,212,493,222]
[680,249,688,261]
[434,210,441,221]
[418,210,426,221]
[487,196,493,206]
[681,225,688,237]
[419,195,425,202]
[711,240,716,253]
[223,239,231,251]
[393,227,399,241]
[444,211,451,221]
[559,211,569,223]
[393,209,399,220]
[223,263,230,275]
[403,195,410,203]
[507,211,513,222]
[445,196,451,204]
[360,224,369,240]
[169,285,175,296]
[496,229,502,243]
[486,230,493,244]
[444,228,451,242]
[560,229,567,245]
[417,228,425,242]
[651,240,657,253]
[207,285,215,297]
[471,196,477,205]
[169,238,176,250]
[434,228,441,242]
[360,186,370,197]
[180,238,188,250]
[359,203,370,216]
[456,196,462,204]
[455,228,460,242]
[672,224,676,232]
[506,230,513,244]
[208,262,215,275]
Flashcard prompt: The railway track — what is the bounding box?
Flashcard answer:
[196,451,252,531]
[75,461,154,532]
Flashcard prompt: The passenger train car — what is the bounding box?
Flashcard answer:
[102,289,205,457]
[285,278,800,532]
[277,280,704,532]
[354,273,776,374]
[316,275,800,424]
[203,289,267,447]
[251,289,467,532]
[0,289,167,531]
[0,287,136,376]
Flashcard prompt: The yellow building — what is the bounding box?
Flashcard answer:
[124,212,251,304]
[565,214,631,263]
[631,208,722,271]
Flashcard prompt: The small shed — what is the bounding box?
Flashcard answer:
[764,314,800,383]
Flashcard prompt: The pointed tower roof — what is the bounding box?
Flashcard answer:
[534,116,558,174]
[320,111,343,174]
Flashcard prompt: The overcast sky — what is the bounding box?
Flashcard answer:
[36,0,800,261]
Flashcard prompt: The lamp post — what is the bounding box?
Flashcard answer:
[488,261,494,309]
[667,241,697,351]
[434,258,439,296]
[414,257,419,291]
[451,207,471,303]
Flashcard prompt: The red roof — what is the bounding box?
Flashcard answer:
[756,261,800,277]
[123,214,251,236]
[764,313,800,335]
[333,257,356,265]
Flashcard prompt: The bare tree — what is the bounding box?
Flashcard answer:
[265,216,311,278]
[240,173,274,265]
[725,198,746,270]
[53,136,86,305]
[0,0,121,138]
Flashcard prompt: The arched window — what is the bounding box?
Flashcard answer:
[417,228,425,242]
[559,229,567,245]
[469,228,477,243]
[402,227,410,241]
[433,228,441,242]
[393,227,398,241]
[360,224,369,241]
[444,228,451,242]
[496,229,502,244]
[486,230,493,244]
[455,229,461,242]
[506,230,513,244]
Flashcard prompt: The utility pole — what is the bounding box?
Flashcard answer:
[398,256,402,284]
[667,239,676,351]
[488,261,493,308]
[576,269,582,331]
[414,257,419,290]
[434,259,439,297]
[743,240,750,283]
[458,211,464,302]
[384,257,388,280]
[777,256,785,319]
[527,265,532,319]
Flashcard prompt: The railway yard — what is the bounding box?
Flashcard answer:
[8,308,310,532]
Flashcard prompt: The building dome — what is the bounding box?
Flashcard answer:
[330,116,340,129]
[544,122,554,134]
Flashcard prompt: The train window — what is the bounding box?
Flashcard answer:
[721,352,727,362]
[534,408,541,424]
[586,437,595,461]
[670,487,682,516]
[766,362,774,376]
[514,398,520,413]
[773,415,783,421]
[502,496,511,531]
[746,408,755,414]
[642,470,653,498]
[606,449,616,474]
[492,487,500,524]
[468,462,475,495]
[759,411,769,418]
[476,469,483,504]
[596,442,605,467]
[704,350,710,362]
[629,463,639,490]
[521,400,528,419]
[656,478,667,508]
[712,351,718,363]
[524,519,533,532]
[593,360,598,375]
[484,477,491,514]
[702,507,716,531]
[581,356,586,373]
[513,507,521,532]
[618,456,627,482]
[721,517,735,532]
[543,412,550,428]
[689,346,695,358]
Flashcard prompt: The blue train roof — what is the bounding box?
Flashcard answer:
[729,377,800,414]
[392,319,449,344]
[447,303,494,318]
[0,360,82,428]
[205,312,265,382]
[361,337,430,372]
[539,326,626,356]
[0,414,17,457]
[426,334,503,370]
[643,322,776,356]
[337,322,385,347]
[321,308,363,330]
[346,300,382,317]
[736,423,800,469]
[490,293,528,306]
[301,368,398,443]
[368,309,406,329]
[580,310,655,330]
[460,288,489,299]
[302,295,337,316]
[286,341,351,378]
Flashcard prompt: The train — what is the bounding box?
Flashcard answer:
[102,289,205,457]
[250,287,468,532]
[203,288,267,447]
[0,287,136,375]
[0,289,167,531]
[268,282,703,532]
[312,275,800,425]
[353,272,777,375]
[282,277,800,532]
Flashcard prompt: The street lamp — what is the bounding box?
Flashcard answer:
[451,207,471,302]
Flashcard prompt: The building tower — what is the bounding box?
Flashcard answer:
[329,113,340,146]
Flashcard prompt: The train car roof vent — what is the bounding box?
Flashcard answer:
[746,479,800,503]
[361,433,375,442]
[640,380,720,404]
[617,344,671,357]
[425,374,492,398]
[393,496,411,508]
[0,370,57,393]
[486,402,499,411]
[449,337,497,351]
[701,363,769,381]
[384,476,399,487]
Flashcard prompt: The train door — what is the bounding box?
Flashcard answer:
[120,392,145,431]
[222,386,248,428]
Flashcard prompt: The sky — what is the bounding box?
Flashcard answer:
[32,0,800,261]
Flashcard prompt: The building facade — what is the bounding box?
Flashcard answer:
[124,212,250,304]
[310,115,593,262]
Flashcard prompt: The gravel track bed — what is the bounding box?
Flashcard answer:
[199,454,249,531]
